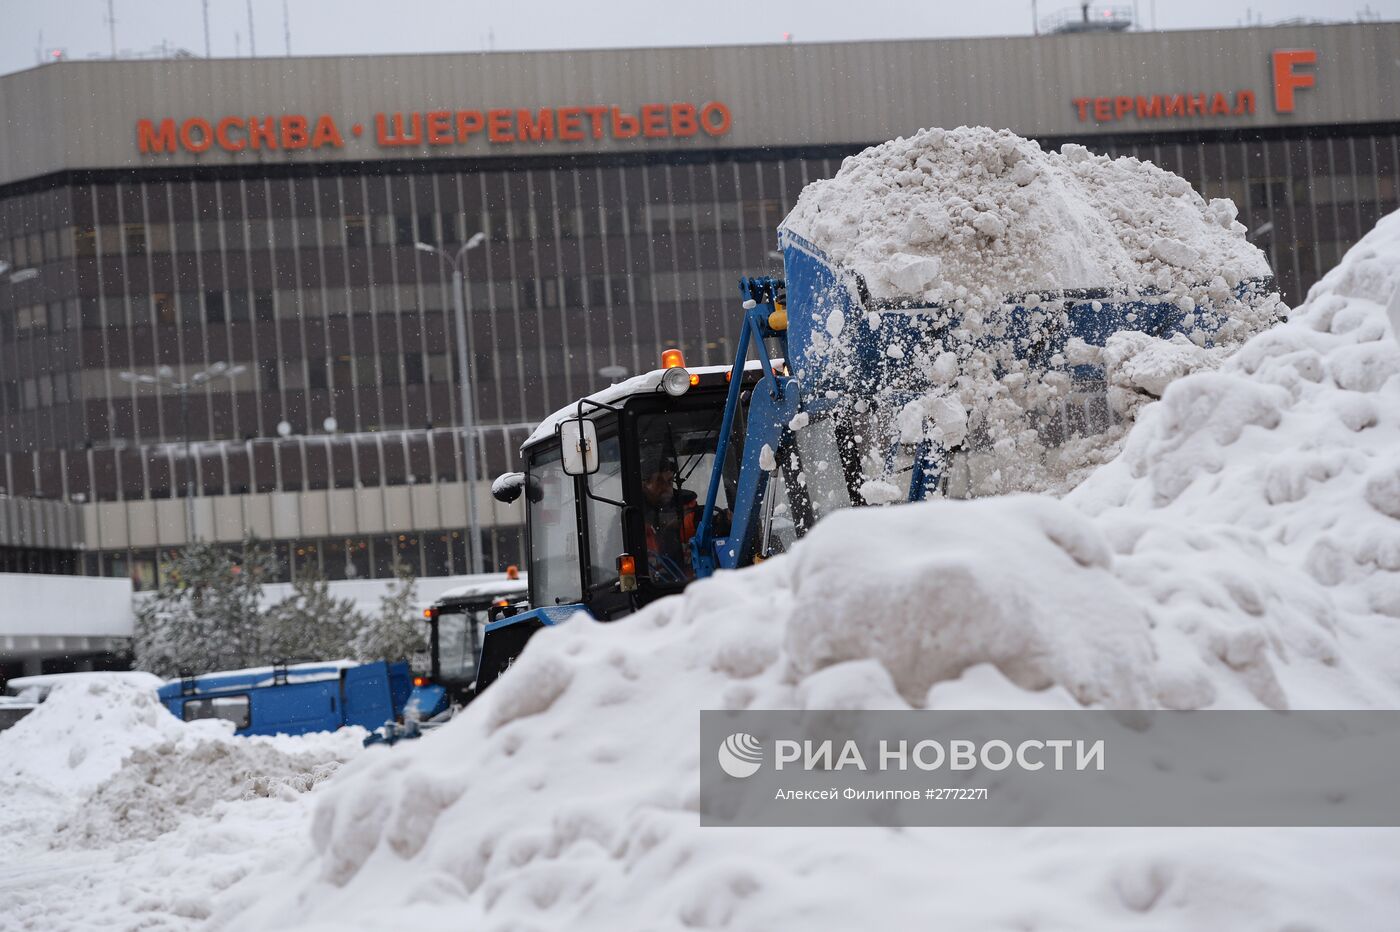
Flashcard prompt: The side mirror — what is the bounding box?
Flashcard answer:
[559,417,599,476]
[491,472,525,503]
[491,472,544,504]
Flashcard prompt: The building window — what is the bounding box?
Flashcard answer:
[486,209,509,242]
[153,293,176,326]
[372,352,396,387]
[253,290,274,322]
[228,290,250,322]
[72,225,97,257]
[204,291,225,323]
[394,534,422,574]
[355,355,377,387]
[106,297,127,328]
[423,533,452,577]
[275,289,301,319]
[177,292,201,325]
[332,356,352,389]
[370,215,395,246]
[416,214,437,245]
[294,540,322,574]
[282,361,306,390]
[124,223,147,255]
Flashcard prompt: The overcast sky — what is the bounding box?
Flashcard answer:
[0,0,1394,75]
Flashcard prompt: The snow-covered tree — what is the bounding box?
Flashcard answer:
[353,560,426,663]
[264,565,367,662]
[133,540,274,677]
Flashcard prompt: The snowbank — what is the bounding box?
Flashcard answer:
[53,731,360,849]
[217,213,1400,929]
[0,677,364,929]
[0,678,363,837]
[0,677,206,799]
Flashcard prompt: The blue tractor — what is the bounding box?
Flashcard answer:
[480,228,1277,691]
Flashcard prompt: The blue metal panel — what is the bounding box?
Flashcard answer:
[484,604,591,635]
[244,681,341,736]
[386,661,412,714]
[154,664,345,700]
[717,373,801,571]
[341,661,400,732]
[777,228,844,382]
[404,684,448,720]
[779,228,1272,403]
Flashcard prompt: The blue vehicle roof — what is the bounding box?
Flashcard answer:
[156,660,357,699]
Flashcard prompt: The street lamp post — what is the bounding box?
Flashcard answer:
[119,361,246,544]
[416,232,487,574]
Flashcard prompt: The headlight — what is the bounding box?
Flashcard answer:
[661,366,691,397]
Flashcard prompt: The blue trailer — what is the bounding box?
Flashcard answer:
[478,229,1277,690]
[157,660,413,738]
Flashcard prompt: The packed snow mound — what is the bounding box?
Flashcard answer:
[53,732,360,848]
[0,676,219,796]
[219,214,1400,931]
[784,126,1271,316]
[783,497,1155,707]
[0,675,365,851]
[1072,208,1400,705]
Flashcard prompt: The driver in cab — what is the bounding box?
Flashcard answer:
[640,456,705,584]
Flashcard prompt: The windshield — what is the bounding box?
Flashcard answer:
[634,406,733,587]
[527,444,582,606]
[435,608,484,682]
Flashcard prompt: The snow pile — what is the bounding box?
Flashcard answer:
[783,126,1271,314]
[1071,208,1400,711]
[1099,331,1229,414]
[0,675,361,845]
[52,731,359,848]
[0,676,208,799]
[784,127,1284,497]
[0,674,368,931]
[218,215,1400,928]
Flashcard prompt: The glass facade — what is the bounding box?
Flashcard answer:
[1,127,1396,586]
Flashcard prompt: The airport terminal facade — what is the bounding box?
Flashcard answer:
[0,22,1396,589]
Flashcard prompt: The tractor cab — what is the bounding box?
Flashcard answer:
[415,569,529,710]
[482,352,767,687]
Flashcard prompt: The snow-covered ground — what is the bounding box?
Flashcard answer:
[0,677,363,930]
[5,202,1400,930]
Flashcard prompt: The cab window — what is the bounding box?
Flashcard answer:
[182,695,251,730]
[586,432,625,592]
[634,406,734,586]
[527,444,582,605]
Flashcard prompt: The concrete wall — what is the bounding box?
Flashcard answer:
[0,496,83,549]
[0,23,1393,187]
[82,477,522,551]
[0,569,505,671]
[0,573,134,667]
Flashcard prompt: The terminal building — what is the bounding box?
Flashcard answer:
[0,20,1396,596]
